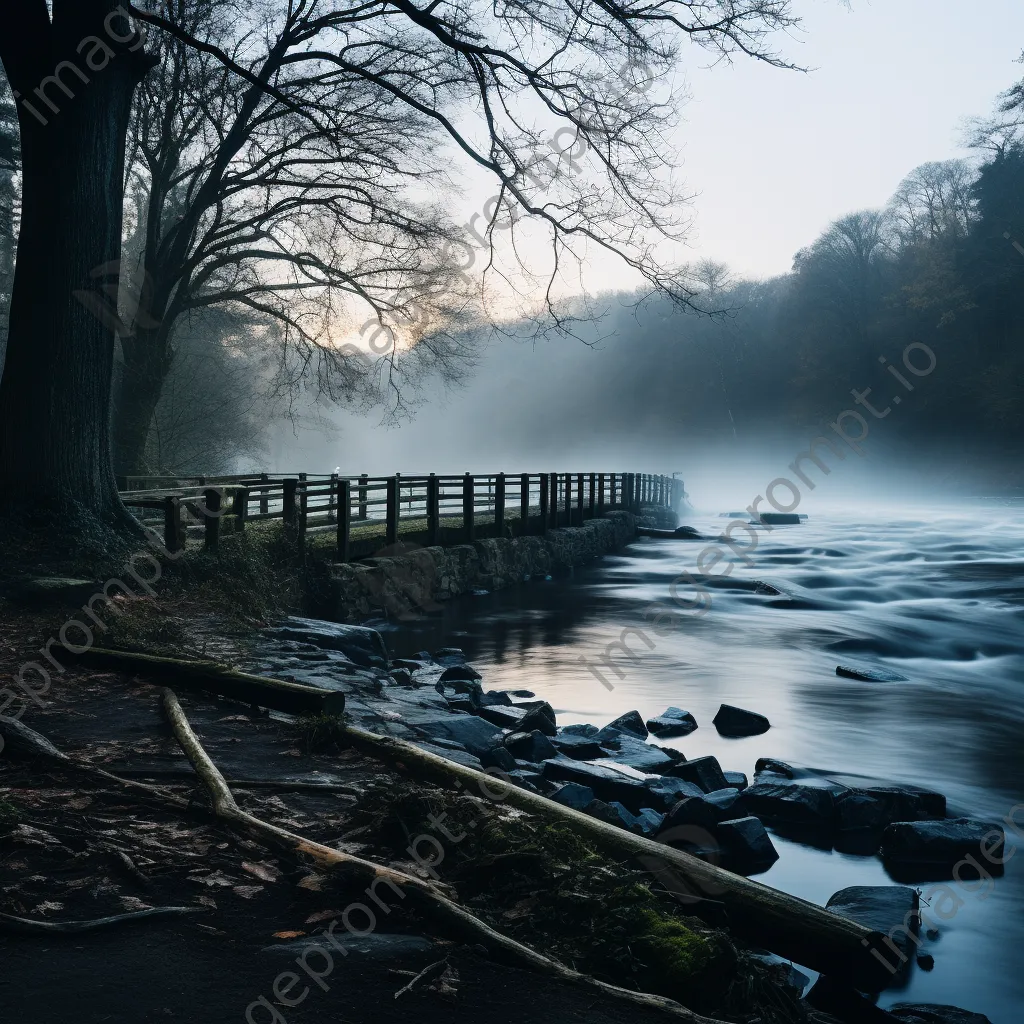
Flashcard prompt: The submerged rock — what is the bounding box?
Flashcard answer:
[880,820,1005,872]
[713,704,771,737]
[826,885,920,965]
[646,707,698,738]
[759,512,801,525]
[836,663,909,682]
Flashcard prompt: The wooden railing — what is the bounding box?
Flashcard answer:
[119,471,683,561]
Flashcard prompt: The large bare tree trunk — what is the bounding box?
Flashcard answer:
[0,1,151,520]
[113,323,169,477]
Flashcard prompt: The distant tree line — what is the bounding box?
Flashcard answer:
[549,76,1024,467]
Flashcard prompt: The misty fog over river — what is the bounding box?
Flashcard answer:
[381,499,1024,1019]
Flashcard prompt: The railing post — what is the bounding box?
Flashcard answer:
[610,473,617,507]
[328,472,338,522]
[386,475,399,546]
[494,472,506,538]
[588,472,596,519]
[163,496,182,555]
[563,472,572,526]
[539,473,549,534]
[549,473,558,528]
[299,477,308,529]
[520,473,530,535]
[259,472,269,515]
[337,479,351,562]
[598,473,605,515]
[578,472,585,524]
[426,473,440,545]
[203,487,221,550]
[358,474,368,520]
[463,473,475,542]
[232,486,249,534]
[282,478,297,527]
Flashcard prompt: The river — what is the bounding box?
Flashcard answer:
[383,499,1024,1019]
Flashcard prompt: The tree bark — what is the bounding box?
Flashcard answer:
[0,2,153,519]
[113,323,171,476]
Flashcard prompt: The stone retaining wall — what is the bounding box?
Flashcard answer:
[317,510,641,622]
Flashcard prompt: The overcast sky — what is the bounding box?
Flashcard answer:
[667,0,1024,280]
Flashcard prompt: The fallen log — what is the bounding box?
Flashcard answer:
[160,688,727,1024]
[66,647,345,715]
[0,907,204,935]
[339,723,895,992]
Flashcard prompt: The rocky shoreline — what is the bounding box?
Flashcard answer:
[244,612,1001,1024]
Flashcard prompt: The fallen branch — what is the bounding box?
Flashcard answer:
[338,723,894,992]
[160,688,728,1024]
[65,647,345,716]
[0,907,204,934]
[393,957,450,999]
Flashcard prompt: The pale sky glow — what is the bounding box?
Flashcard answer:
[446,0,1024,294]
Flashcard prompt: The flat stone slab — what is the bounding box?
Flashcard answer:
[880,819,1005,871]
[541,757,650,812]
[551,732,606,760]
[826,885,920,963]
[664,755,729,793]
[743,780,836,828]
[836,663,909,682]
[409,714,504,757]
[890,1004,993,1024]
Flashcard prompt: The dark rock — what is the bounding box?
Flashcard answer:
[560,723,599,737]
[411,715,503,758]
[890,1005,992,1024]
[478,689,513,706]
[664,755,729,793]
[831,779,945,822]
[585,799,627,827]
[836,663,909,682]
[414,741,483,770]
[391,658,426,671]
[674,525,701,538]
[513,760,545,773]
[608,802,665,836]
[269,617,389,667]
[716,816,779,873]
[508,689,536,698]
[826,886,919,965]
[723,771,748,791]
[433,647,468,664]
[754,757,797,778]
[438,663,482,683]
[506,769,542,791]
[713,704,771,737]
[759,512,801,525]
[445,696,478,715]
[663,788,746,831]
[643,776,705,811]
[597,710,648,741]
[388,667,413,686]
[646,707,699,738]
[505,730,558,763]
[600,736,676,773]
[542,758,650,811]
[836,792,891,831]
[551,732,606,760]
[479,746,516,772]
[880,820,1004,872]
[480,702,556,736]
[439,678,484,700]
[550,782,595,811]
[916,954,935,971]
[743,780,836,828]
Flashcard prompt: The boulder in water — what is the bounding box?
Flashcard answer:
[826,885,920,966]
[723,771,749,791]
[596,710,648,741]
[880,819,1005,873]
[713,704,771,737]
[551,732,606,760]
[836,663,909,682]
[438,663,483,683]
[662,788,746,831]
[759,512,801,525]
[541,758,650,811]
[716,816,779,873]
[743,780,836,828]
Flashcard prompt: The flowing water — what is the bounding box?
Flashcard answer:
[385,500,1024,1020]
